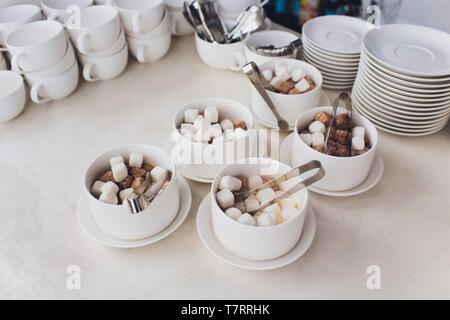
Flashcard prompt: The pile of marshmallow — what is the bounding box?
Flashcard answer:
[299,111,371,157]
[262,62,316,95]
[91,153,169,205]
[180,107,248,144]
[215,174,305,227]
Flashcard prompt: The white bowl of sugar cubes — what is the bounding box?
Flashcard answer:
[292,107,378,191]
[83,144,179,240]
[210,158,309,260]
[171,97,255,179]
[251,59,323,127]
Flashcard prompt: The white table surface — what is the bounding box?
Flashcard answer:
[1,34,449,300]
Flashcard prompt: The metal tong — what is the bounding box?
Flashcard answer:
[226,5,267,43]
[243,61,289,131]
[324,92,353,155]
[235,160,325,216]
[185,0,228,43]
[251,38,303,57]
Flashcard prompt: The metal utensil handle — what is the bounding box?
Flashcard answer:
[247,160,325,215]
[324,92,353,155]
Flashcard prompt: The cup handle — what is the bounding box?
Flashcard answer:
[229,51,246,71]
[31,82,50,104]
[11,52,29,74]
[83,63,99,82]
[171,18,179,35]
[132,13,142,34]
[77,31,89,54]
[46,12,59,21]
[136,47,146,63]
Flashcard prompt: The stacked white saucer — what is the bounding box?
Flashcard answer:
[352,24,450,136]
[163,0,194,36]
[302,15,368,90]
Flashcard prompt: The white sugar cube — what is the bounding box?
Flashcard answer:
[262,69,273,82]
[212,135,225,144]
[281,207,298,222]
[181,123,195,135]
[246,193,257,201]
[109,156,124,167]
[112,163,128,182]
[263,203,281,215]
[311,132,325,147]
[299,133,312,146]
[257,212,276,226]
[119,188,134,202]
[275,63,287,78]
[279,175,302,192]
[99,191,118,205]
[244,199,260,212]
[204,107,218,123]
[291,68,306,82]
[256,188,276,203]
[209,123,222,137]
[224,129,234,142]
[129,153,143,168]
[220,119,234,131]
[278,70,291,81]
[219,176,242,191]
[101,181,119,194]
[91,180,105,198]
[235,202,246,213]
[216,189,234,209]
[288,64,299,72]
[237,213,256,226]
[279,197,296,210]
[275,190,283,197]
[183,131,194,141]
[193,115,210,132]
[352,136,365,151]
[352,126,366,138]
[225,207,242,220]
[295,78,310,92]
[270,76,281,88]
[247,175,263,190]
[309,120,326,134]
[234,127,247,140]
[184,109,199,123]
[291,190,305,209]
[151,166,168,182]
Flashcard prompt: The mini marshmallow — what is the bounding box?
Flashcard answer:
[311,132,325,147]
[109,156,124,167]
[119,188,134,202]
[216,189,234,209]
[112,163,128,182]
[262,69,273,82]
[99,191,118,205]
[256,212,276,226]
[225,207,242,220]
[270,76,282,88]
[247,175,263,190]
[220,119,234,131]
[234,127,247,140]
[235,201,246,213]
[256,188,276,203]
[263,203,281,215]
[352,126,366,138]
[91,181,105,198]
[291,68,306,82]
[237,213,256,226]
[219,176,242,191]
[295,78,310,93]
[279,197,296,210]
[352,136,365,151]
[208,123,222,138]
[204,107,219,123]
[309,120,326,134]
[180,123,195,135]
[299,133,312,146]
[281,207,298,222]
[279,175,302,192]
[101,181,119,194]
[151,166,168,182]
[184,109,199,123]
[244,199,260,212]
[129,153,143,168]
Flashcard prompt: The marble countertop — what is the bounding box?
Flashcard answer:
[1,34,449,300]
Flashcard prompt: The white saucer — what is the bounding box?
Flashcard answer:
[242,89,331,130]
[77,175,192,248]
[196,193,316,270]
[280,133,384,197]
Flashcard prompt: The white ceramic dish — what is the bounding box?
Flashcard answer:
[0,70,26,122]
[79,43,128,81]
[302,35,360,60]
[303,51,359,72]
[303,40,360,63]
[303,48,360,68]
[77,175,191,248]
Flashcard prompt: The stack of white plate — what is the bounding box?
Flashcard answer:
[352,24,450,136]
[301,15,368,90]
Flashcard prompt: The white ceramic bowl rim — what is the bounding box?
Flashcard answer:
[211,157,309,229]
[114,0,164,11]
[0,70,23,97]
[0,4,40,24]
[6,20,63,47]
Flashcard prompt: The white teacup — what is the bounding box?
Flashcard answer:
[66,5,121,55]
[77,26,126,59]
[114,0,165,34]
[83,144,180,240]
[127,31,171,63]
[245,30,300,66]
[166,6,194,36]
[126,8,170,40]
[41,0,93,24]
[25,61,79,104]
[251,59,323,127]
[0,4,42,49]
[0,70,26,122]
[79,43,128,81]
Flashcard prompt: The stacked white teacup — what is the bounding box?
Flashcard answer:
[113,0,172,63]
[163,0,194,36]
[66,4,128,82]
[6,20,79,104]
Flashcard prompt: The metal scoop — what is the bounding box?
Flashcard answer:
[324,92,353,155]
[251,38,303,57]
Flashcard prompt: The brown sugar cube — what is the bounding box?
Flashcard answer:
[313,145,324,153]
[262,177,272,185]
[277,80,295,94]
[326,139,338,156]
[237,176,249,192]
[315,111,331,126]
[233,120,247,131]
[271,184,280,191]
[335,145,350,157]
[118,175,133,189]
[131,177,144,190]
[288,88,301,95]
[335,113,351,130]
[335,129,351,145]
[304,76,316,93]
[130,167,147,179]
[99,170,114,182]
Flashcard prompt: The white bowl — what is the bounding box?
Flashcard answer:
[291,106,378,191]
[0,70,26,122]
[210,157,308,260]
[171,97,254,179]
[83,144,180,240]
[251,58,323,127]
